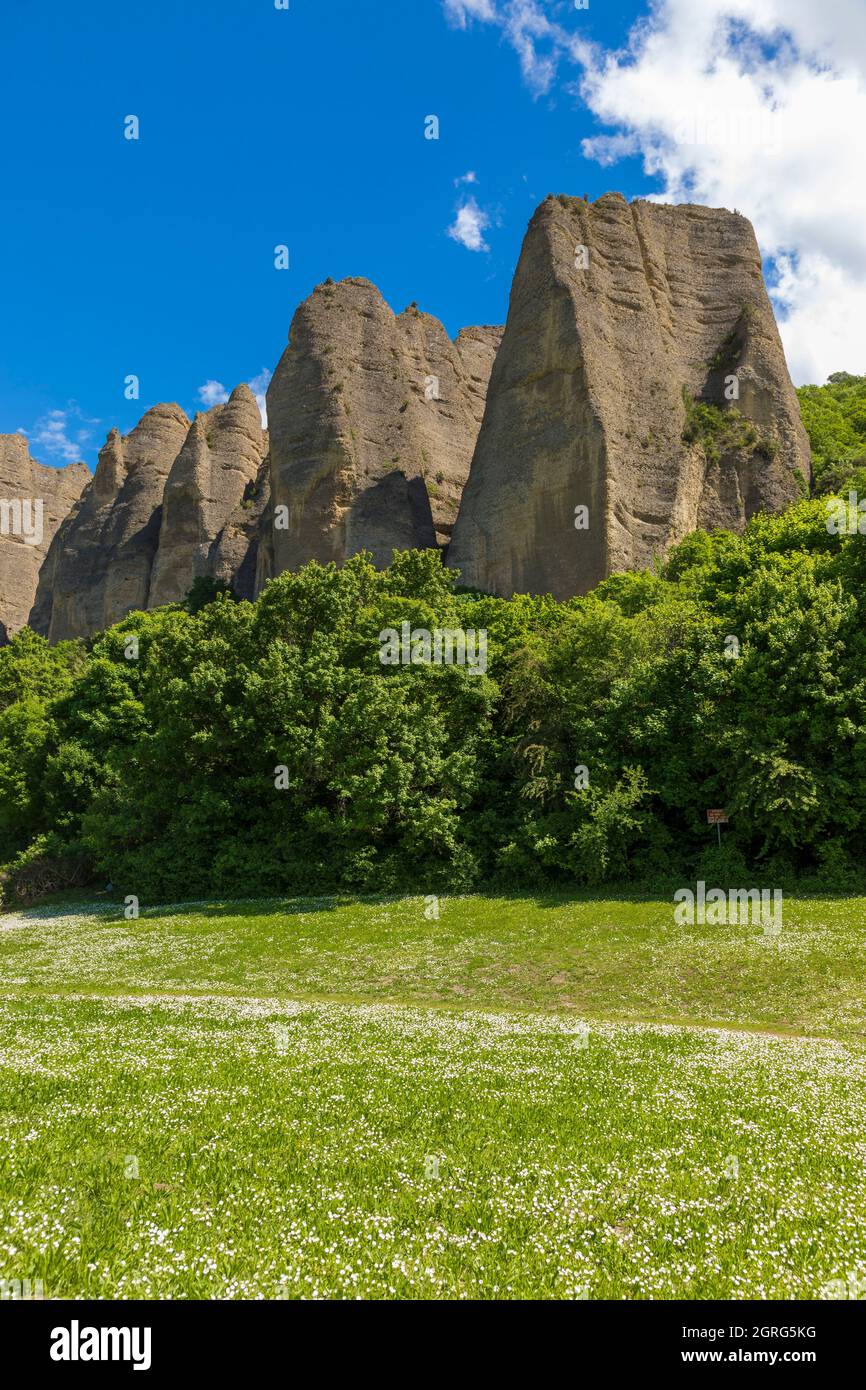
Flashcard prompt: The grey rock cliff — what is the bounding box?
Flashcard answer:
[30,403,190,641]
[265,277,502,573]
[148,384,266,607]
[0,435,89,640]
[209,447,271,602]
[31,388,272,640]
[447,193,810,599]
[18,195,814,639]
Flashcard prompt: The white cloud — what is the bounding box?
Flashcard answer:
[768,253,866,388]
[199,373,271,427]
[443,0,866,383]
[500,0,574,95]
[455,170,478,185]
[443,0,498,28]
[447,197,491,252]
[198,380,230,408]
[27,406,97,463]
[443,0,586,95]
[574,0,866,383]
[248,368,272,429]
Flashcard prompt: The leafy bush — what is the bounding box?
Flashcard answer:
[0,834,92,906]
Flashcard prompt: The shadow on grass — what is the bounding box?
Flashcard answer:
[7,879,866,927]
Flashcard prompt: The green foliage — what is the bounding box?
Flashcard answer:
[814,462,866,499]
[797,371,866,489]
[2,512,866,900]
[0,631,85,858]
[681,389,771,463]
[184,576,239,615]
[0,832,92,906]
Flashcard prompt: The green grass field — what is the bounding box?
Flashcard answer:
[2,892,866,1299]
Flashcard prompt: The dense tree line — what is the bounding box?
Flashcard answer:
[2,495,865,903]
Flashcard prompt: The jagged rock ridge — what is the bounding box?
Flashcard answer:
[31,388,270,642]
[31,404,192,642]
[5,194,813,641]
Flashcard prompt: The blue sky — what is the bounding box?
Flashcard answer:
[2,0,864,469]
[0,0,650,466]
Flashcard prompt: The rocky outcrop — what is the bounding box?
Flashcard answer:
[0,435,89,641]
[30,388,273,640]
[265,277,502,573]
[31,404,191,642]
[209,450,271,602]
[14,193,814,640]
[448,193,811,599]
[149,385,266,607]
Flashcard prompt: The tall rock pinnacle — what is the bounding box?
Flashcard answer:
[447,193,811,599]
[265,277,502,573]
[148,384,266,607]
[30,403,191,641]
[9,194,815,643]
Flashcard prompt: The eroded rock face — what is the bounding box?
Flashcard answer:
[0,435,89,640]
[149,385,266,607]
[265,278,502,573]
[209,448,271,602]
[30,403,190,641]
[448,193,811,599]
[20,196,813,637]
[31,389,273,639]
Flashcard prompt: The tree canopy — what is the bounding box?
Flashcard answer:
[3,497,865,902]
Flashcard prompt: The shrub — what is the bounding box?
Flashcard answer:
[1,835,93,907]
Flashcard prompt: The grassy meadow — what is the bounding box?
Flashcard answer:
[2,892,866,1299]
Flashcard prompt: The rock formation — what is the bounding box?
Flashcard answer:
[447,193,811,599]
[6,193,814,642]
[265,277,502,572]
[209,451,271,602]
[0,434,89,641]
[30,388,272,641]
[148,385,267,607]
[31,404,191,642]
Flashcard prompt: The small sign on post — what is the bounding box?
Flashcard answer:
[707,808,729,847]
